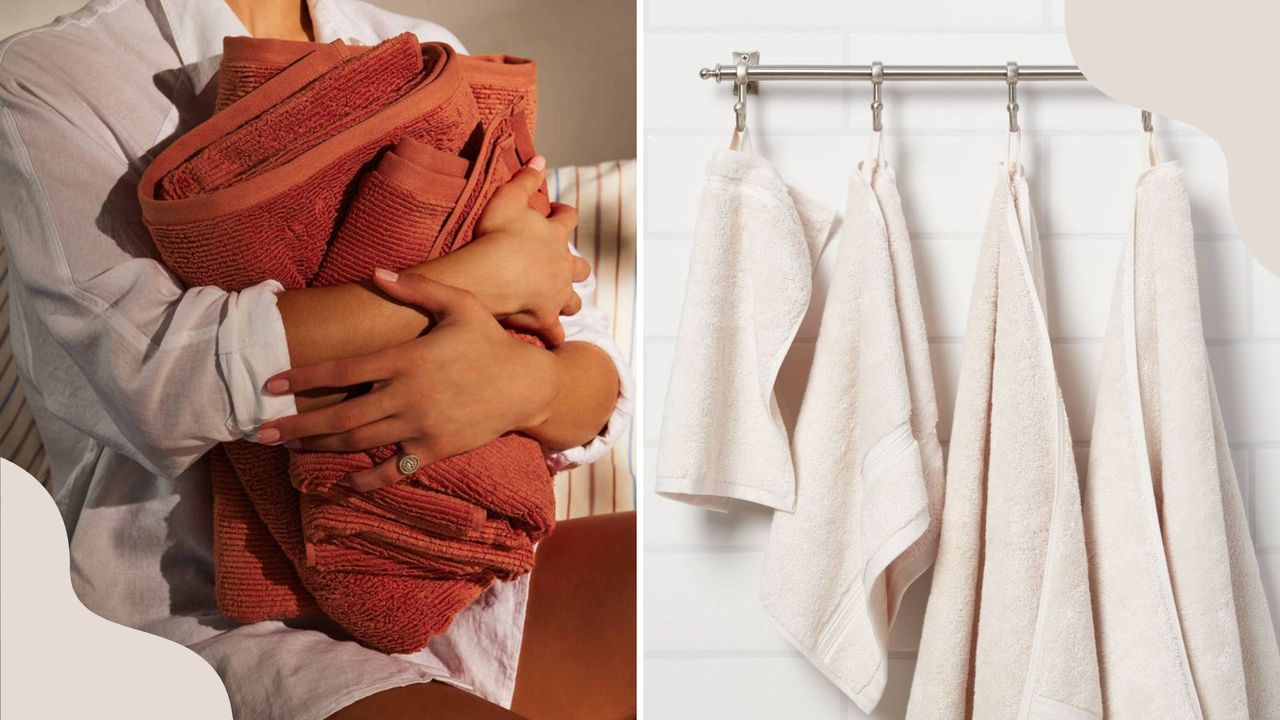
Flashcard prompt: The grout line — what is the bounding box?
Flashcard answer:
[646,544,767,553]
[645,24,1062,34]
[643,231,1241,243]
[644,649,920,660]
[645,127,1207,139]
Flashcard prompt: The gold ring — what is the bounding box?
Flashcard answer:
[397,453,421,476]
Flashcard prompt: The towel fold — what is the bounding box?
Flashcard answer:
[907,166,1101,720]
[137,33,555,654]
[760,161,943,712]
[655,148,834,512]
[1083,159,1280,718]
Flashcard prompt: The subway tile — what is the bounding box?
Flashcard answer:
[644,237,693,339]
[929,341,963,443]
[1195,240,1250,340]
[647,0,1043,29]
[645,550,789,652]
[1256,552,1280,647]
[1209,343,1280,443]
[1052,342,1103,442]
[1252,257,1280,337]
[644,33,846,132]
[1044,135,1232,236]
[645,656,844,720]
[1042,237,1122,339]
[645,338,675,447]
[846,658,918,719]
[645,448,776,548]
[914,237,982,339]
[1255,450,1280,551]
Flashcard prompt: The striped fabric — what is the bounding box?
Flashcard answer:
[549,160,637,520]
[0,241,50,484]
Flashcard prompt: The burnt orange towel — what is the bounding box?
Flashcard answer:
[137,33,556,654]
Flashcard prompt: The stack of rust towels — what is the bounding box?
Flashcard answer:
[136,33,556,654]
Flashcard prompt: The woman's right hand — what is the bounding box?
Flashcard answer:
[448,156,590,345]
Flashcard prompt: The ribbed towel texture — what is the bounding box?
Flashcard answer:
[761,161,943,712]
[1083,160,1280,718]
[907,167,1102,720]
[655,148,834,511]
[137,33,555,654]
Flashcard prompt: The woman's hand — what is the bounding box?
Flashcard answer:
[257,271,559,491]
[451,156,590,345]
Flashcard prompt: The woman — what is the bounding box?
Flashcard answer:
[0,0,634,718]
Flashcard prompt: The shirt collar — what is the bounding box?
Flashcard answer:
[151,0,377,91]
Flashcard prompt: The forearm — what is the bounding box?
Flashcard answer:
[276,253,487,410]
[524,341,620,451]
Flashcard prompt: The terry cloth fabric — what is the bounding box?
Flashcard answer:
[655,147,834,512]
[547,160,638,519]
[1083,158,1280,718]
[906,166,1102,720]
[761,160,943,713]
[137,33,556,654]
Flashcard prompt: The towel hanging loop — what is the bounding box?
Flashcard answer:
[870,61,884,133]
[1005,61,1020,133]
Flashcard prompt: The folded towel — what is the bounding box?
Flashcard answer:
[1083,158,1280,718]
[655,147,833,512]
[907,166,1102,720]
[760,160,943,712]
[138,34,555,653]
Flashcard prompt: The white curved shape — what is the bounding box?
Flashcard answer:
[0,459,232,719]
[1065,0,1280,278]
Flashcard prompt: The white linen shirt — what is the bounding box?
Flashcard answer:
[0,0,631,717]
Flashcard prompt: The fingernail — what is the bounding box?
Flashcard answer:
[374,268,399,283]
[527,155,546,171]
[265,378,289,394]
[338,474,354,488]
[257,427,281,444]
[284,440,301,450]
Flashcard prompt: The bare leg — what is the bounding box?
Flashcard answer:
[510,511,637,720]
[326,681,525,719]
[326,512,636,719]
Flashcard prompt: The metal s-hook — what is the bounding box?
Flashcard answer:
[1006,61,1020,133]
[870,61,884,132]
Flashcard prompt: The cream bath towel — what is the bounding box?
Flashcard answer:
[761,159,943,712]
[1083,157,1280,719]
[907,165,1102,720]
[656,146,834,511]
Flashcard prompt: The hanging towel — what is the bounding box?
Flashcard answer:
[655,144,834,511]
[1083,156,1280,719]
[138,34,556,654]
[760,158,943,712]
[907,165,1102,720]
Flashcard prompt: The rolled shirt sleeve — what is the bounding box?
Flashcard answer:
[544,245,634,472]
[0,78,295,480]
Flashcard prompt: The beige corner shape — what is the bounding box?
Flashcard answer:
[0,460,233,719]
[1066,0,1280,278]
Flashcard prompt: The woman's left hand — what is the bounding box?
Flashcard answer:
[256,270,558,491]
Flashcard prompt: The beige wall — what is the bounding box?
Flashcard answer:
[0,0,635,166]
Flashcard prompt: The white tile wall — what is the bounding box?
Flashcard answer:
[643,4,1280,718]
